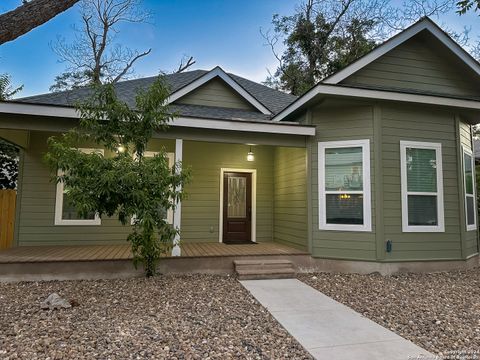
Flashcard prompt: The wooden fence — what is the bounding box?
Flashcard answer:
[0,189,16,250]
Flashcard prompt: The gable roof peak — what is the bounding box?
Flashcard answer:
[323,16,480,85]
[166,66,273,115]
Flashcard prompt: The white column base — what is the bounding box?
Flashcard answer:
[172,241,181,257]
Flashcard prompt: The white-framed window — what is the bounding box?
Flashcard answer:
[54,148,104,226]
[400,141,444,232]
[318,139,372,232]
[462,147,476,231]
[131,151,175,225]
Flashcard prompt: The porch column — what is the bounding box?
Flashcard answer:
[172,138,183,256]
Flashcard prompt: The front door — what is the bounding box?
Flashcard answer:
[223,172,252,243]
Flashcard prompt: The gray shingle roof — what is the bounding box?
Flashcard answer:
[169,104,271,121]
[16,69,297,120]
[228,73,296,114]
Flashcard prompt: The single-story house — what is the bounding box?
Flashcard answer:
[0,17,479,274]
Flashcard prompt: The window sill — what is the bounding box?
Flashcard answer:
[319,224,372,232]
[54,219,102,226]
[402,226,445,233]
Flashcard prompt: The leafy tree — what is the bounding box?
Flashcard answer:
[457,0,480,14]
[263,0,460,95]
[0,139,19,190]
[0,0,79,45]
[0,74,23,100]
[44,78,190,276]
[262,0,388,95]
[50,0,152,92]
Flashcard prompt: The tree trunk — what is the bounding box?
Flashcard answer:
[0,0,79,45]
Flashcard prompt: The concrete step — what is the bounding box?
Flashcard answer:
[234,259,296,280]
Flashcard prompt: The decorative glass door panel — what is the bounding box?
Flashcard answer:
[227,176,247,218]
[223,172,252,243]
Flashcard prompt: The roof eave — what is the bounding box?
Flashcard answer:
[272,85,480,124]
[0,101,315,136]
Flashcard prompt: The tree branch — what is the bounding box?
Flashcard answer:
[111,48,151,83]
[0,0,79,45]
[175,56,196,73]
[260,28,297,85]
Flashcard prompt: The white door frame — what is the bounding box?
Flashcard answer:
[219,168,257,243]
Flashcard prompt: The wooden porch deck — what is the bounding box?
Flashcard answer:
[0,242,307,264]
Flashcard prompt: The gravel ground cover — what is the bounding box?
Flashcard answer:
[299,267,480,358]
[0,274,311,360]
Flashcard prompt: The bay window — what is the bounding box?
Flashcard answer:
[318,140,371,231]
[400,141,444,232]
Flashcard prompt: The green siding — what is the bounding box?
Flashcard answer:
[14,134,285,247]
[459,121,478,256]
[175,78,257,111]
[182,141,273,243]
[0,129,29,148]
[381,104,463,260]
[309,103,377,260]
[307,101,475,262]
[273,147,308,250]
[17,132,176,246]
[342,33,480,100]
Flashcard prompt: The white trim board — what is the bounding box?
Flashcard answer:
[0,102,315,136]
[172,139,183,257]
[462,146,477,232]
[318,139,372,232]
[400,140,445,233]
[172,117,315,136]
[273,84,480,122]
[166,67,271,115]
[323,18,480,84]
[0,102,79,118]
[218,168,257,243]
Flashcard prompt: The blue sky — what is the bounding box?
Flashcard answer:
[0,0,478,97]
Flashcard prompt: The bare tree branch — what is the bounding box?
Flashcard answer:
[0,0,79,45]
[112,48,152,82]
[175,56,196,73]
[51,0,152,91]
[260,28,294,83]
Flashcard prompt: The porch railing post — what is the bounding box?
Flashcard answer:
[172,138,183,256]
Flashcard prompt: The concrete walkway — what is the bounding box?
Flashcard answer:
[241,279,433,360]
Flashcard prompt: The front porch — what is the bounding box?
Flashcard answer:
[0,242,311,282]
[0,120,314,281]
[0,242,307,263]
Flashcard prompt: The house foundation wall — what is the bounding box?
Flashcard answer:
[1,253,477,282]
[0,255,312,282]
[300,254,479,276]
